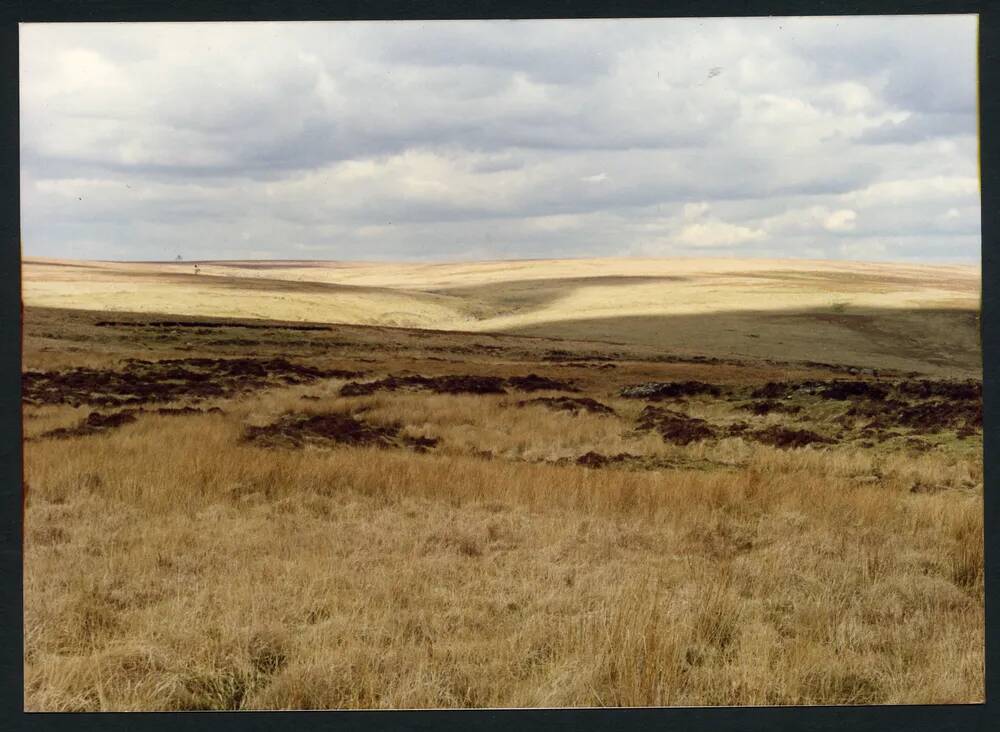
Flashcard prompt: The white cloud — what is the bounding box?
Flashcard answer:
[823,209,857,232]
[676,220,767,248]
[682,202,710,220]
[19,17,980,263]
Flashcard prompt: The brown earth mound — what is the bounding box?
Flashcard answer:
[750,426,835,449]
[242,412,438,452]
[896,379,981,401]
[575,451,641,468]
[749,381,824,399]
[636,406,716,445]
[818,380,890,401]
[153,405,224,416]
[22,358,363,407]
[340,374,507,397]
[516,396,616,416]
[891,400,982,433]
[844,399,909,419]
[506,374,578,392]
[41,410,138,439]
[621,381,722,400]
[740,400,803,416]
[39,404,224,440]
[846,398,980,434]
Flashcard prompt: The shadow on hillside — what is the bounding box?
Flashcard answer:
[500,306,982,377]
[432,275,690,317]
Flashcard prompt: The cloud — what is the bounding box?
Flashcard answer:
[19,16,980,263]
[823,209,857,232]
[676,220,767,248]
[682,202,710,220]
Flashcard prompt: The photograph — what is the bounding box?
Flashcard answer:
[19,15,983,710]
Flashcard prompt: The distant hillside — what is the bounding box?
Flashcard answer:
[21,257,981,376]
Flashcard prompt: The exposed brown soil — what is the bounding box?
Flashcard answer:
[575,451,642,468]
[725,421,752,436]
[41,410,138,439]
[39,405,225,440]
[818,380,891,401]
[749,381,825,399]
[636,406,716,445]
[340,374,507,397]
[890,400,982,433]
[242,412,438,452]
[620,381,723,400]
[896,380,981,400]
[155,406,204,416]
[844,399,910,419]
[846,397,980,434]
[516,396,616,416]
[22,358,363,407]
[339,372,574,397]
[506,374,579,392]
[740,400,803,416]
[750,426,836,449]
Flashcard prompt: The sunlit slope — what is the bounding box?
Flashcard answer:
[23,257,980,374]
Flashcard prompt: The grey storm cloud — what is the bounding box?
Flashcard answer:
[19,16,980,263]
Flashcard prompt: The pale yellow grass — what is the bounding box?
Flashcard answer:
[23,387,984,710]
[23,257,978,327]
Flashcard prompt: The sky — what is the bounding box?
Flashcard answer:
[20,16,980,263]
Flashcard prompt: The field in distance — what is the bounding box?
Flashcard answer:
[21,256,983,710]
[23,256,981,377]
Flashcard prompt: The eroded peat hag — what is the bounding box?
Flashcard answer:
[514,396,617,416]
[23,357,364,407]
[339,372,577,397]
[22,305,983,710]
[242,412,439,452]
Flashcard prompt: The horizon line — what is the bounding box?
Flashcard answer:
[20,253,982,269]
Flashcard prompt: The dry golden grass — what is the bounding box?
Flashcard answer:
[21,250,983,710]
[24,367,983,709]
